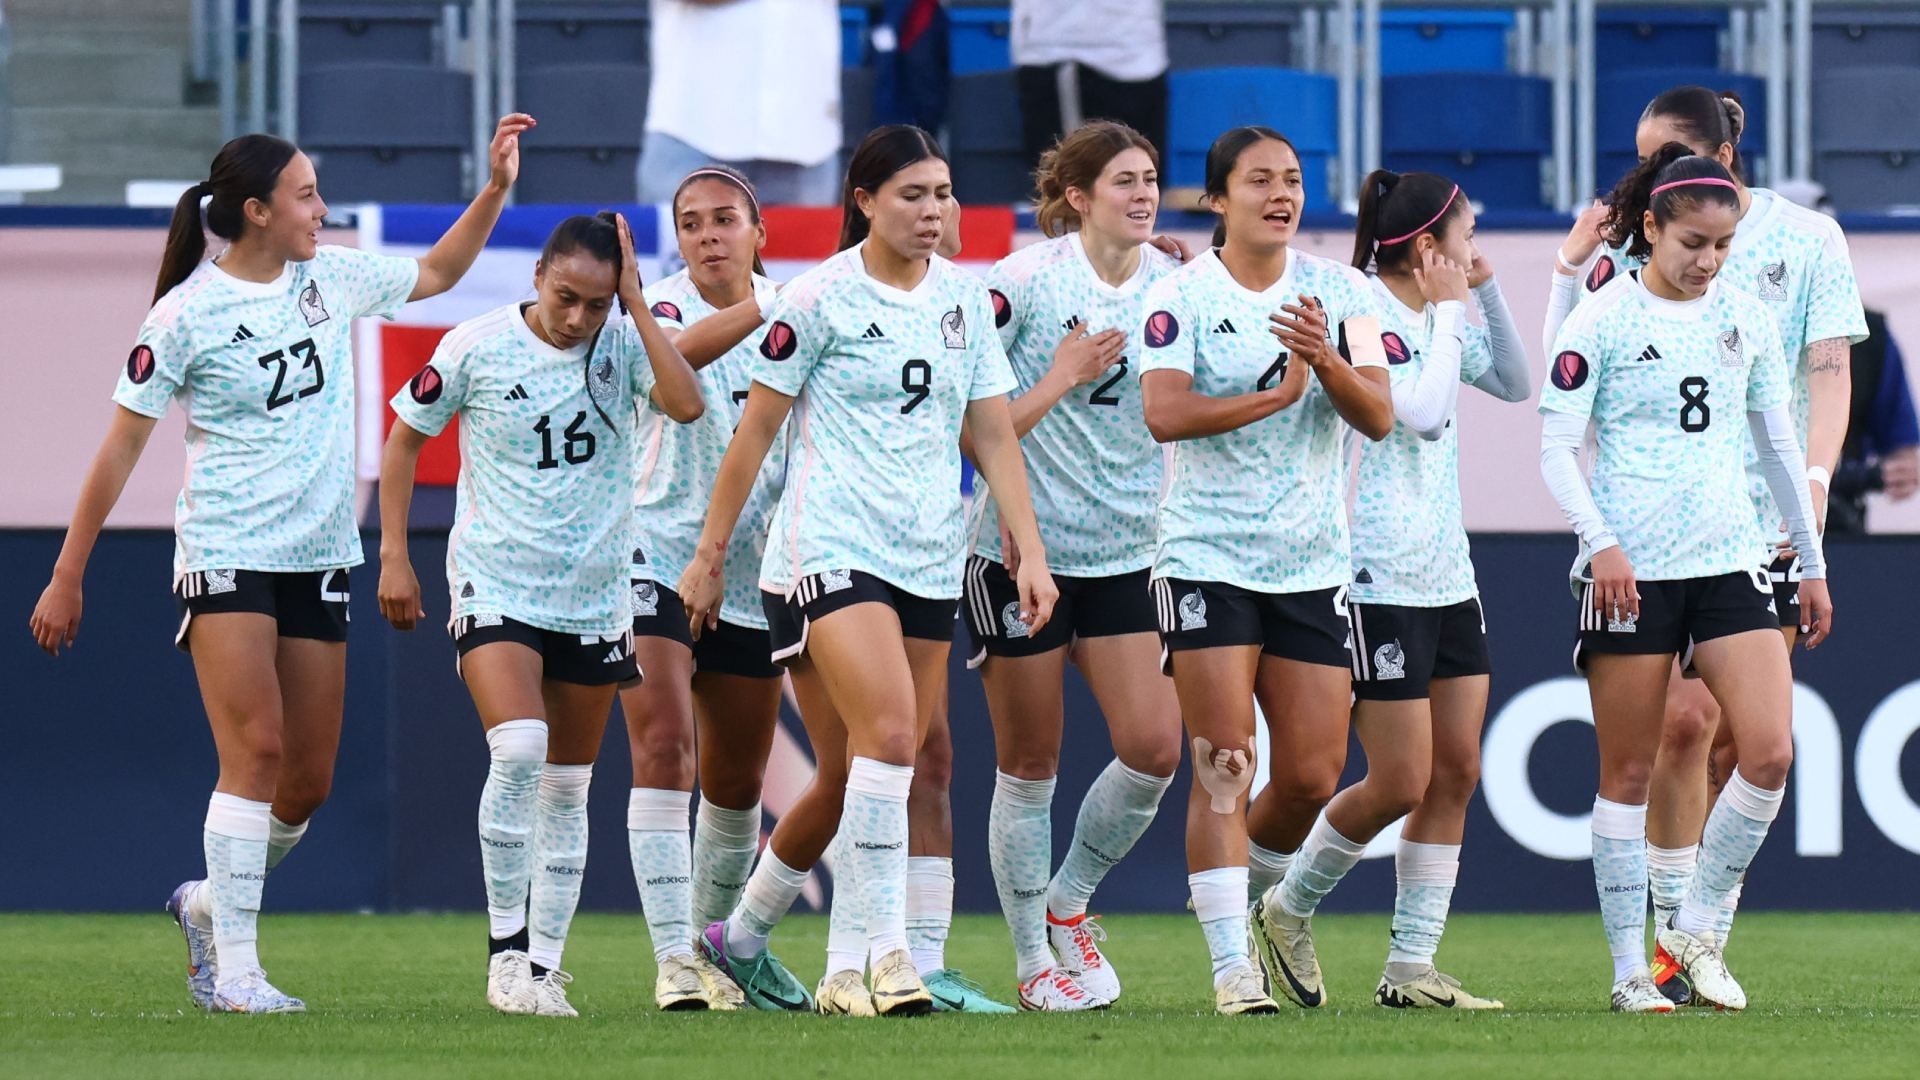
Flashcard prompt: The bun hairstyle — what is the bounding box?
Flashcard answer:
[1600,143,1741,260]
[672,165,768,276]
[838,124,948,251]
[1641,85,1747,182]
[1351,169,1466,273]
[154,134,299,303]
[1032,120,1159,239]
[537,210,628,429]
[1202,125,1299,248]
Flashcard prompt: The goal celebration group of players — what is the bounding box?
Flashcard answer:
[28,80,1856,1020]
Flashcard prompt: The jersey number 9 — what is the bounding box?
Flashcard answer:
[901,359,932,414]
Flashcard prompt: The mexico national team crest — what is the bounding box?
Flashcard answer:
[820,568,853,594]
[204,568,238,595]
[1718,328,1744,368]
[298,279,330,326]
[1758,261,1788,301]
[631,580,659,617]
[1178,590,1208,631]
[941,303,967,349]
[1000,601,1029,639]
[1607,607,1639,633]
[1373,641,1406,680]
[589,354,618,408]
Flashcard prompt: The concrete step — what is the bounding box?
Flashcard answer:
[9,105,221,175]
[8,47,187,108]
[9,21,194,56]
[20,170,155,206]
[5,0,192,24]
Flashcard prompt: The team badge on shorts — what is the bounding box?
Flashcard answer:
[1000,601,1029,639]
[298,279,330,326]
[1179,590,1208,631]
[632,581,659,617]
[204,568,239,595]
[1758,262,1788,301]
[941,304,967,349]
[1607,609,1639,633]
[1717,329,1744,368]
[821,569,853,594]
[1373,641,1406,680]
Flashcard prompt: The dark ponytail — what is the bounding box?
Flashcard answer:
[538,211,626,430]
[1641,85,1747,183]
[1201,125,1298,248]
[1600,143,1741,261]
[672,165,769,277]
[838,124,947,251]
[1352,169,1465,273]
[153,134,299,303]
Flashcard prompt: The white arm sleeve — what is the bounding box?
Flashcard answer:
[1540,409,1618,555]
[1391,300,1465,440]
[1470,279,1534,402]
[1542,268,1581,361]
[1748,406,1827,579]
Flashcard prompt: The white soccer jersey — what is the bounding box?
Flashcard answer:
[752,244,1018,600]
[391,304,660,637]
[113,246,419,578]
[972,233,1181,577]
[637,271,785,630]
[1348,278,1495,607]
[1139,248,1383,594]
[1542,272,1791,581]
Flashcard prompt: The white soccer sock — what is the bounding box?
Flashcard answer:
[1048,760,1172,920]
[1591,796,1649,983]
[692,796,761,929]
[627,787,695,962]
[728,849,810,958]
[845,756,914,959]
[1189,866,1252,987]
[1387,840,1460,967]
[528,764,593,970]
[478,719,547,940]
[1680,770,1782,937]
[1645,843,1697,924]
[1248,842,1295,902]
[1277,815,1368,919]
[204,792,271,985]
[907,856,954,976]
[266,814,309,873]
[1715,879,1744,943]
[989,770,1057,981]
[824,831,867,976]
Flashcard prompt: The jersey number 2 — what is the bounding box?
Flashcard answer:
[1678,376,1711,432]
[1088,359,1128,406]
[258,338,323,411]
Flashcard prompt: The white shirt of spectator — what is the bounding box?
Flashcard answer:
[1011,0,1168,83]
[645,0,841,167]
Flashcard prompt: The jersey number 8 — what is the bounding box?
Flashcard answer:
[1678,376,1711,433]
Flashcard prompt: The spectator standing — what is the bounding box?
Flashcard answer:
[1012,1,1168,176]
[1830,310,1920,533]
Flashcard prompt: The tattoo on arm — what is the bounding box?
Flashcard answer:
[1807,338,1849,376]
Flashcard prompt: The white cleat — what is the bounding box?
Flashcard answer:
[815,969,878,1017]
[1048,911,1120,1004]
[686,951,745,1011]
[1251,892,1324,1008]
[211,969,306,1014]
[1214,964,1280,1016]
[1375,966,1504,1010]
[165,880,217,1010]
[531,969,579,1017]
[1016,966,1107,1012]
[868,949,933,1017]
[1611,969,1677,1013]
[1656,926,1745,1011]
[487,950,537,1014]
[656,953,724,1011]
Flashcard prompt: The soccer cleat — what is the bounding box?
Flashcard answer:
[868,949,934,1017]
[486,950,537,1014]
[655,953,720,1011]
[1016,967,1107,1012]
[165,880,217,1010]
[210,969,306,1014]
[1374,966,1504,1010]
[697,921,813,1012]
[686,951,745,1011]
[1251,893,1324,1008]
[1611,969,1677,1013]
[1047,911,1121,1004]
[815,969,878,1017]
[1656,926,1745,1011]
[531,969,579,1017]
[924,968,1018,1013]
[1214,964,1280,1016]
[1649,939,1696,1007]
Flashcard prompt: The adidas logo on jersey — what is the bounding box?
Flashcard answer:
[1062,314,1082,333]
[230,324,255,344]
[461,581,476,599]
[1354,568,1374,585]
[862,323,886,339]
[1635,344,1662,364]
[1212,318,1237,334]
[505,384,529,401]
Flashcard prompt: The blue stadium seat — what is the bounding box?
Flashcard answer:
[950,7,1012,75]
[512,63,647,205]
[842,6,870,67]
[1814,66,1920,211]
[299,2,448,69]
[1381,72,1551,210]
[1166,4,1298,69]
[1596,8,1727,72]
[1593,69,1768,191]
[300,64,473,202]
[1167,67,1338,205]
[843,64,876,157]
[948,69,1030,204]
[514,2,650,73]
[1813,9,1920,68]
[1380,10,1513,76]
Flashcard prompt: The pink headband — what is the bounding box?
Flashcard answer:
[679,168,760,213]
[1379,184,1459,245]
[1651,177,1737,197]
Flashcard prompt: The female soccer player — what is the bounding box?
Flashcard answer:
[29,117,532,1013]
[378,212,705,1017]
[1545,87,1865,996]
[1138,125,1393,1016]
[680,125,1058,1018]
[1540,147,1831,1012]
[1249,170,1530,1012]
[964,119,1182,1010]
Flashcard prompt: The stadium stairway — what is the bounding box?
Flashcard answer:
[2,0,220,205]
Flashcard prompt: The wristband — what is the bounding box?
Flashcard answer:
[1807,465,1832,491]
[754,278,778,323]
[1555,249,1581,275]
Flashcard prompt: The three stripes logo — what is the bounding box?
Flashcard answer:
[1634,344,1662,365]
[230,325,255,344]
[862,323,886,340]
[1062,314,1083,333]
[1212,318,1237,334]
[504,383,529,402]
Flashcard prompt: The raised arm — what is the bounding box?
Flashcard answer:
[1274,296,1392,440]
[409,114,535,300]
[615,213,703,423]
[29,406,160,655]
[1468,260,1533,403]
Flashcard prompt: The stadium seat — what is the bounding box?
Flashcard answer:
[1813,66,1920,211]
[1596,8,1727,72]
[299,2,449,69]
[1382,72,1551,209]
[843,64,876,158]
[948,69,1031,204]
[513,63,647,205]
[841,5,871,67]
[1594,69,1768,191]
[1813,9,1920,68]
[514,2,650,72]
[1380,10,1514,76]
[1166,4,1298,70]
[1166,67,1338,205]
[300,64,473,202]
[949,7,1012,75]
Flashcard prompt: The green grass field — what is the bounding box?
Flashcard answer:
[4,912,1917,1078]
